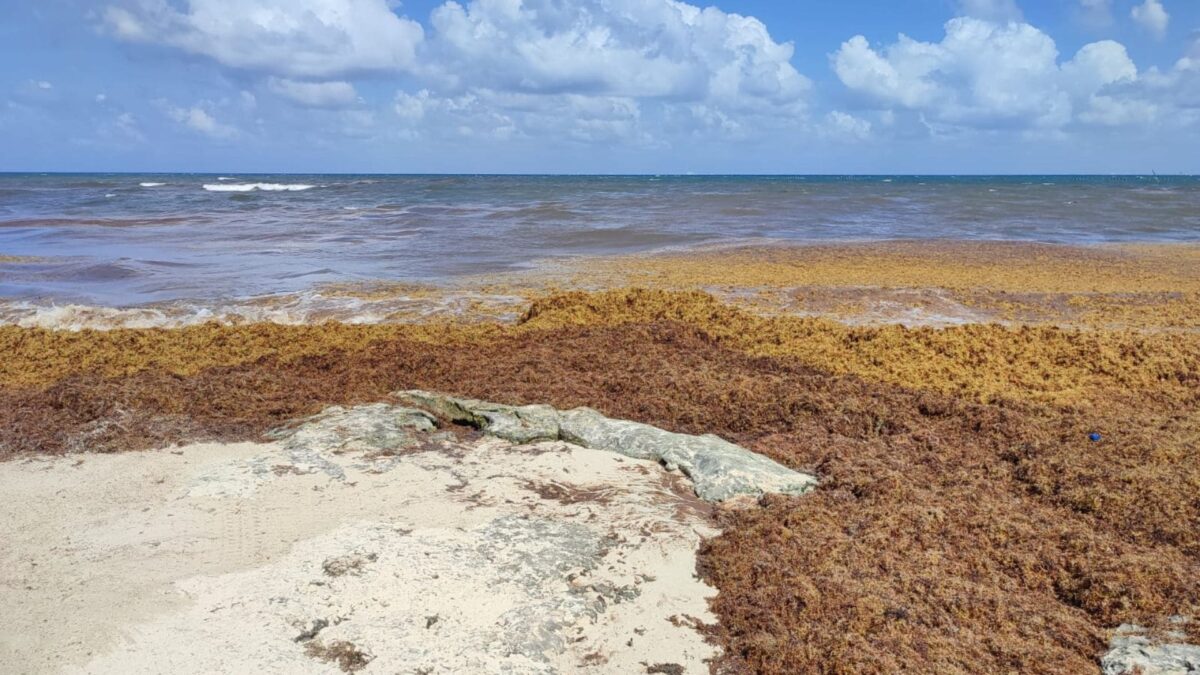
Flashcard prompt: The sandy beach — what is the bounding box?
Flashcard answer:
[1,402,733,674]
[3,241,1200,674]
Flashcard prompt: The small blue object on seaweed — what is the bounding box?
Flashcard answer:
[1089,432,1102,442]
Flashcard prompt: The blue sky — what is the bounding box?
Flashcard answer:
[2,0,1198,173]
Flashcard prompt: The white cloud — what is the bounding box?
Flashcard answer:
[393,89,519,141]
[103,0,424,78]
[823,111,872,141]
[426,0,808,106]
[1135,53,1200,114]
[833,18,1151,132]
[392,88,655,145]
[99,0,810,147]
[168,105,237,138]
[382,0,812,147]
[267,78,358,108]
[1131,0,1169,39]
[956,0,1023,23]
[1079,93,1157,125]
[1060,41,1138,95]
[36,80,53,90]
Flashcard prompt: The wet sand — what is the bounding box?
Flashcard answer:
[3,241,1200,673]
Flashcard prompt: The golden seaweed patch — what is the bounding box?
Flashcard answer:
[3,288,1198,407]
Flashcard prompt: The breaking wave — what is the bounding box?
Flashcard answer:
[202,183,317,193]
[139,182,166,188]
[0,287,526,330]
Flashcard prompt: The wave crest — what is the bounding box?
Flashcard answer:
[202,183,316,192]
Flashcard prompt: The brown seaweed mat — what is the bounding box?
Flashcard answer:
[2,290,1199,673]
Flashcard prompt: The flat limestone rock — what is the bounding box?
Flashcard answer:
[398,390,817,503]
[402,391,560,445]
[1102,624,1200,675]
[0,403,720,674]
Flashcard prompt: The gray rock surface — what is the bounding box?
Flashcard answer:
[398,390,817,502]
[402,391,560,445]
[1102,624,1200,675]
[264,403,443,478]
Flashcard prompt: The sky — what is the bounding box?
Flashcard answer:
[2,0,1199,174]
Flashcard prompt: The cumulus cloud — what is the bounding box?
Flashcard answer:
[1134,50,1200,114]
[392,87,657,145]
[823,111,872,141]
[1060,41,1138,95]
[167,105,237,138]
[383,0,811,146]
[103,0,423,78]
[267,78,358,108]
[393,89,518,140]
[833,18,1148,131]
[100,0,810,146]
[426,0,808,106]
[1130,0,1169,39]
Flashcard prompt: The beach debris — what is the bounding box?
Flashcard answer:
[1090,432,1103,442]
[304,639,373,672]
[1101,623,1200,675]
[398,390,818,503]
[293,618,329,643]
[322,552,377,578]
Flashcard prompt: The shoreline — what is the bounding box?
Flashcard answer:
[3,239,1200,330]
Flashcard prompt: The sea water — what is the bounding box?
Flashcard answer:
[0,174,1197,308]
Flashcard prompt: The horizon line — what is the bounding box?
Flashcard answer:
[1,172,1196,178]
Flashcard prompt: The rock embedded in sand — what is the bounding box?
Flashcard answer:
[402,391,560,445]
[1101,624,1200,675]
[398,390,818,503]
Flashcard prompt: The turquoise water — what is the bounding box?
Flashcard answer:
[0,174,1197,305]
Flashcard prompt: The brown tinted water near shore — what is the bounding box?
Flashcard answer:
[3,241,1200,673]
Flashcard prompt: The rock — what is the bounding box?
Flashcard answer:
[1102,624,1200,675]
[400,391,560,445]
[398,391,817,503]
[265,403,442,479]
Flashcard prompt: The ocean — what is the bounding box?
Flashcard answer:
[1,174,1197,308]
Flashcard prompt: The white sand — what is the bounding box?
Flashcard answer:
[0,409,722,674]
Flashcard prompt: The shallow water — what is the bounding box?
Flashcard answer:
[0,174,1197,306]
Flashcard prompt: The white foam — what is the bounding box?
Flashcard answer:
[216,177,234,181]
[202,183,316,192]
[139,182,166,187]
[0,288,527,331]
